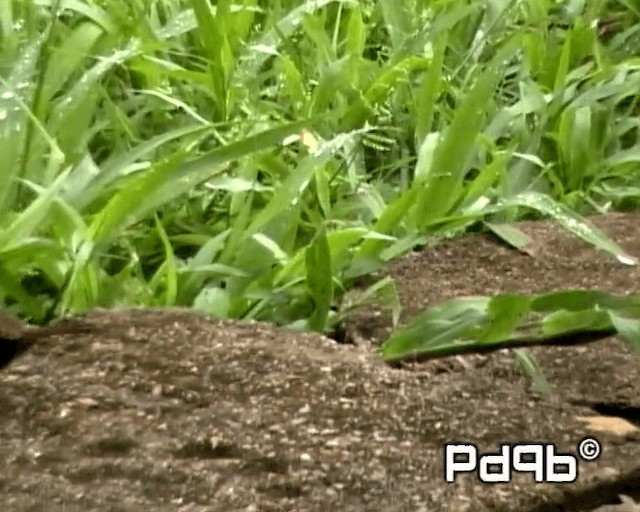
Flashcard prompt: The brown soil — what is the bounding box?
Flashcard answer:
[1,212,640,512]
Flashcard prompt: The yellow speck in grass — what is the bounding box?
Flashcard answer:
[282,129,320,154]
[300,129,319,153]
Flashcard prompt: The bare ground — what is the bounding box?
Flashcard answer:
[1,212,640,511]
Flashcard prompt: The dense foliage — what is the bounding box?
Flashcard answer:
[1,0,639,347]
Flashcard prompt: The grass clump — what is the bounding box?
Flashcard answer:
[1,0,639,356]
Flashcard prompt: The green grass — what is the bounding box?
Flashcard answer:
[1,0,640,359]
[379,289,640,361]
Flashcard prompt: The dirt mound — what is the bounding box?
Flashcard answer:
[2,213,640,511]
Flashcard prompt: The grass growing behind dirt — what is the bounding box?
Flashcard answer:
[1,0,640,346]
